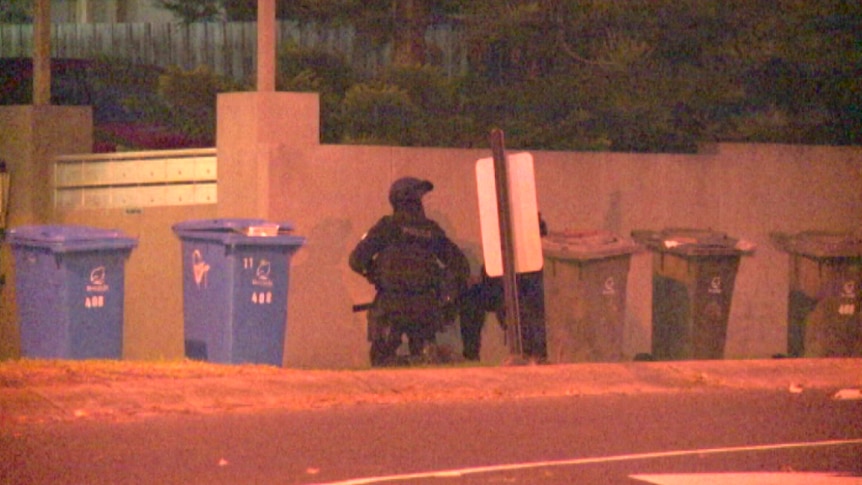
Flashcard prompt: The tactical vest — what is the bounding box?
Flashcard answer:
[374,221,443,293]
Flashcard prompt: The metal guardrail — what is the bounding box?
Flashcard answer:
[54,148,217,210]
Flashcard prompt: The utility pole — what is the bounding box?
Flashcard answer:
[33,0,51,105]
[257,0,276,92]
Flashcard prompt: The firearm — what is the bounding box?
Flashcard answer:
[351,284,482,313]
[352,302,376,312]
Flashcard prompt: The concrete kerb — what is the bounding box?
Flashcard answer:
[1,358,860,425]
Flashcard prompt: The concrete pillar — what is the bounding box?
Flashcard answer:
[215,92,319,220]
[215,0,313,219]
[0,105,93,359]
[214,91,320,368]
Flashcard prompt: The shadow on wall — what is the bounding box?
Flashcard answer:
[428,206,483,271]
[286,217,367,368]
[605,190,623,234]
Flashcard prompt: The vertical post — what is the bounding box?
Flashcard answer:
[77,0,90,23]
[490,128,523,357]
[33,0,51,106]
[257,0,276,92]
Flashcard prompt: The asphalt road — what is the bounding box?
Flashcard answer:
[3,388,861,484]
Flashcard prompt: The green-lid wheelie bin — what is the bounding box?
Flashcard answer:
[772,231,862,358]
[542,230,640,362]
[632,228,755,361]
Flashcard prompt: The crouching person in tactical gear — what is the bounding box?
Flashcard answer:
[458,214,549,363]
[349,177,470,367]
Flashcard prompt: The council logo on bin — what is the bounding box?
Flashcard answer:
[86,266,109,292]
[839,280,857,316]
[85,266,108,309]
[708,276,723,295]
[841,280,857,299]
[602,276,616,296]
[251,259,274,305]
[253,259,273,288]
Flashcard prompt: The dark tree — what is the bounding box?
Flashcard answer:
[153,0,222,23]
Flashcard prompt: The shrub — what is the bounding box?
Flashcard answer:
[276,44,356,143]
[340,83,419,145]
[155,65,246,143]
[337,64,477,147]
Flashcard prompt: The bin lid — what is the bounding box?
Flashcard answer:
[172,218,305,247]
[631,227,755,256]
[7,225,138,253]
[770,230,862,259]
[542,230,641,261]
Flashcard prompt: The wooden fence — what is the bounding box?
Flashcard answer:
[0,21,468,82]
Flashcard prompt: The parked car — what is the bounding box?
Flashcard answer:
[0,57,209,152]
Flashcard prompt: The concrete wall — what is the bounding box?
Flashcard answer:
[270,101,861,366]
[1,96,860,367]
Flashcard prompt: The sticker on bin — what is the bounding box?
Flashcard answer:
[172,219,304,247]
[244,223,280,237]
[192,250,211,288]
[632,228,756,256]
[663,237,697,249]
[542,230,641,260]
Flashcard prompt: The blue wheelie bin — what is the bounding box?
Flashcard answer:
[8,225,138,359]
[172,219,306,366]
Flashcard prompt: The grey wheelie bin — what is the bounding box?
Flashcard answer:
[172,219,305,366]
[632,228,755,361]
[8,225,138,359]
[542,230,640,362]
[771,231,862,357]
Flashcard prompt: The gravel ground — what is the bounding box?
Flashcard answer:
[1,358,860,425]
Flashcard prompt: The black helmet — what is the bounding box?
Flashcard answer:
[389,177,433,207]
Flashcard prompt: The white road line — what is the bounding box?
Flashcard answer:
[307,438,862,485]
[630,472,862,484]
